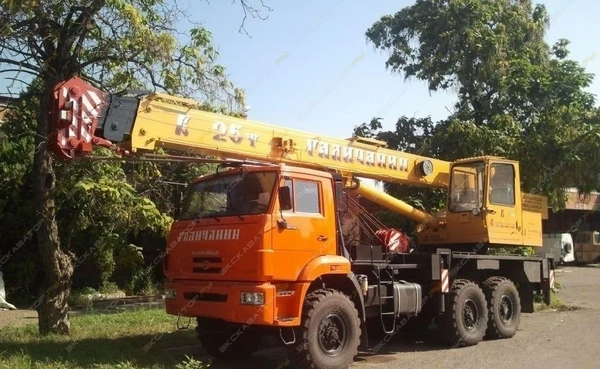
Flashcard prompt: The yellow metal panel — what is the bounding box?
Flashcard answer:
[129,98,450,189]
[522,193,548,219]
[521,211,543,247]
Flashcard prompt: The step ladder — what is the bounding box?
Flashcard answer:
[378,265,397,334]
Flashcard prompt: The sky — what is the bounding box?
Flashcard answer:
[1,1,598,139]
[186,0,600,138]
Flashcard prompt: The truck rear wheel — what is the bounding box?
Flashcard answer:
[440,279,488,347]
[482,276,521,339]
[290,289,360,369]
[196,326,259,360]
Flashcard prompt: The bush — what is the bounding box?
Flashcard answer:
[125,269,160,296]
[99,281,120,294]
[175,355,211,369]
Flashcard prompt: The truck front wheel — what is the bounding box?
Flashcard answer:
[440,279,488,347]
[290,289,360,369]
[482,276,521,339]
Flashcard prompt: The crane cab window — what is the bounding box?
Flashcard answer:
[449,163,484,212]
[282,179,321,214]
[489,163,515,206]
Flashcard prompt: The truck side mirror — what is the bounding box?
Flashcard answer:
[174,188,186,219]
[278,186,293,211]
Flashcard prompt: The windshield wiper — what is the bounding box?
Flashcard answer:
[220,206,245,221]
[190,212,221,222]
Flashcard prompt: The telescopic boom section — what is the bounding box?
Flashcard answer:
[50,77,450,190]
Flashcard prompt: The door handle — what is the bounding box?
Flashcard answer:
[317,235,328,242]
[483,207,496,214]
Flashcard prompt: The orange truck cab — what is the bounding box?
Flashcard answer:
[163,164,353,329]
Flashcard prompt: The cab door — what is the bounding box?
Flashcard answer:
[485,161,523,246]
[443,162,488,245]
[271,174,336,281]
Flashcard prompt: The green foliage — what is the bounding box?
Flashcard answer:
[98,282,120,294]
[0,307,200,369]
[0,98,213,297]
[125,269,160,296]
[366,0,600,209]
[175,356,211,369]
[487,246,533,256]
[0,0,246,309]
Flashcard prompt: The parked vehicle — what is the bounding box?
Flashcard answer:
[574,231,600,264]
[534,233,575,264]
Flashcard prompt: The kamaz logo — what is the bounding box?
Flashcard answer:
[178,228,240,242]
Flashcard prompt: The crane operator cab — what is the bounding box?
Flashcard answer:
[418,156,544,251]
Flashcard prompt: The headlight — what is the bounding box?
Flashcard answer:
[240,292,264,305]
[164,288,176,299]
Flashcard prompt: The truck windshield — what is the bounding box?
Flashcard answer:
[179,171,277,220]
[449,163,485,212]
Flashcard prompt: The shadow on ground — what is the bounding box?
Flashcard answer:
[0,330,197,368]
[0,326,458,368]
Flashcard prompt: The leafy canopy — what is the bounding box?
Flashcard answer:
[366,0,600,208]
[0,0,256,305]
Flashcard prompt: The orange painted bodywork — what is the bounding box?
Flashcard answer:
[163,165,349,327]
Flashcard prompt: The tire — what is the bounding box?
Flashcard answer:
[440,279,488,347]
[289,289,361,369]
[482,276,521,339]
[196,326,260,360]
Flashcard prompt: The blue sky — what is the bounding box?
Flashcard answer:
[2,1,597,139]
[190,0,600,137]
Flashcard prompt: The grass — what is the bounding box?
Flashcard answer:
[534,282,580,312]
[0,307,209,369]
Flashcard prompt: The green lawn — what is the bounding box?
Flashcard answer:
[0,307,210,369]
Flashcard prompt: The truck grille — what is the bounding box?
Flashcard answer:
[192,257,223,274]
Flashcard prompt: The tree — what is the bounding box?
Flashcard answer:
[0,0,251,334]
[366,0,600,208]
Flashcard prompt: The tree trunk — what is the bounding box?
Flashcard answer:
[33,85,74,335]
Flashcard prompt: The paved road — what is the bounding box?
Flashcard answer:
[205,265,600,369]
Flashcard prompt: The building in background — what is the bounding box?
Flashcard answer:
[544,188,600,234]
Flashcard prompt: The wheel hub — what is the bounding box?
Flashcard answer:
[318,312,347,356]
[499,294,514,323]
[463,298,480,332]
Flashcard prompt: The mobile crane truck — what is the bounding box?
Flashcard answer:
[49,77,555,369]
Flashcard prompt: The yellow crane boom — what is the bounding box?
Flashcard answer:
[50,76,547,247]
[51,77,450,190]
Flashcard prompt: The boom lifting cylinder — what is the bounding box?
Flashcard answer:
[346,178,441,230]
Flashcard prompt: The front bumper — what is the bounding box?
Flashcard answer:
[165,280,298,326]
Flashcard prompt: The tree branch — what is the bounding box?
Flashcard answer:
[0,58,41,73]
[0,68,39,76]
[236,0,272,36]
